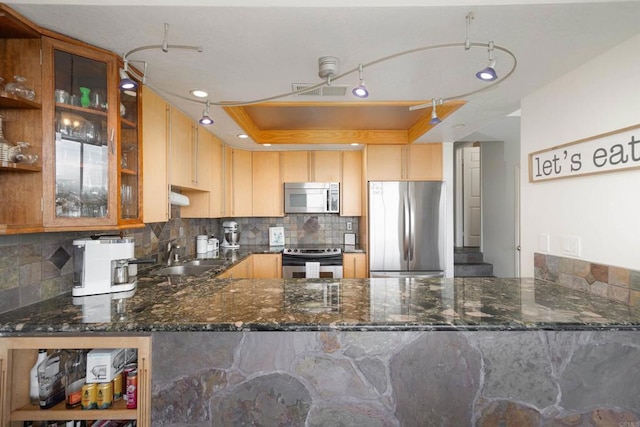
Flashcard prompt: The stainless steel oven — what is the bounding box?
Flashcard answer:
[282,247,343,279]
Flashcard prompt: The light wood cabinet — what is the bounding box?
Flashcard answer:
[366,144,442,181]
[252,151,283,217]
[217,256,252,279]
[341,150,362,216]
[281,151,310,183]
[169,107,195,189]
[141,86,169,222]
[312,151,342,182]
[207,129,224,218]
[281,150,342,183]
[252,253,282,278]
[343,253,367,278]
[0,335,151,426]
[225,147,253,217]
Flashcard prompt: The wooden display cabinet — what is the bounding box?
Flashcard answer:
[0,335,151,426]
[0,5,44,234]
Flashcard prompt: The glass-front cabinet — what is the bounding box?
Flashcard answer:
[42,37,141,228]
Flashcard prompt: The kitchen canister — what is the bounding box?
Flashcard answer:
[196,235,208,253]
[207,237,219,252]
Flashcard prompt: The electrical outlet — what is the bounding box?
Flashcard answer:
[562,235,581,256]
[538,233,550,252]
[346,221,352,231]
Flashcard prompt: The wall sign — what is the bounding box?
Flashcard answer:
[528,124,640,182]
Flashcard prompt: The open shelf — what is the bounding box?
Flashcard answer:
[0,161,41,172]
[10,399,135,422]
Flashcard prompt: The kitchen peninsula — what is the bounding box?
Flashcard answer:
[1,254,640,426]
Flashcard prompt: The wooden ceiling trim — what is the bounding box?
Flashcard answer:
[408,100,466,143]
[223,105,263,142]
[258,129,409,145]
[223,100,453,145]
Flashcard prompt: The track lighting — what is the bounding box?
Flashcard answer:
[118,62,138,91]
[199,100,213,125]
[476,41,498,81]
[429,99,441,125]
[352,64,369,98]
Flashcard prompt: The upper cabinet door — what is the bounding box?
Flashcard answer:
[169,107,194,189]
[312,151,341,182]
[118,62,142,225]
[282,151,310,182]
[42,37,119,228]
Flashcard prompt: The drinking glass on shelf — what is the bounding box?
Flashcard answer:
[122,184,132,217]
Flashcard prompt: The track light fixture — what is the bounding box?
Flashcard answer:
[199,100,214,125]
[429,99,442,125]
[352,64,369,98]
[121,13,516,129]
[118,61,138,91]
[476,41,498,81]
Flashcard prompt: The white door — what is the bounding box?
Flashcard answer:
[463,146,481,247]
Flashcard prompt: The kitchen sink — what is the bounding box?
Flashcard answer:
[152,265,214,276]
[185,259,227,267]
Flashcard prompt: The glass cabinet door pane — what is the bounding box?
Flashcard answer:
[53,49,109,219]
[120,83,139,220]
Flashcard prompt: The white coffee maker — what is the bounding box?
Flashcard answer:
[72,236,137,296]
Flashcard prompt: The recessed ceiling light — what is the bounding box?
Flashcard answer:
[237,134,249,139]
[351,143,360,146]
[263,143,272,147]
[190,89,208,98]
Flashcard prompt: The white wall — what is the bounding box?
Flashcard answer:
[520,32,640,276]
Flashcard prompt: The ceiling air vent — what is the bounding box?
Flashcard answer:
[292,83,349,97]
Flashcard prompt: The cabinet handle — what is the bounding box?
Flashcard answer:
[110,128,115,155]
[0,358,5,421]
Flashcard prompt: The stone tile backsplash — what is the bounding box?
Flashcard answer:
[0,213,359,313]
[534,252,640,307]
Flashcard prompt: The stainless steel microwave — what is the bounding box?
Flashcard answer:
[284,182,340,214]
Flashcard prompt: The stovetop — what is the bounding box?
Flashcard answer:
[283,246,342,256]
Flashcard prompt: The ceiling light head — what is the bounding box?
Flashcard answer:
[118,66,138,91]
[199,100,213,126]
[476,41,498,82]
[190,89,208,98]
[237,134,249,139]
[429,99,442,125]
[352,64,369,98]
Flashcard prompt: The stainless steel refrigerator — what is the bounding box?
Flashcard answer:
[368,181,446,278]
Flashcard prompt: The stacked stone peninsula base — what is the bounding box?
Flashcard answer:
[152,331,640,426]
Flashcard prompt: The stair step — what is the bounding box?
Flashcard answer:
[454,251,484,263]
[454,262,494,277]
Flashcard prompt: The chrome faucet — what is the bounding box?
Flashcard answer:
[167,241,181,266]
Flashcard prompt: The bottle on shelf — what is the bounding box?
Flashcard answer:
[37,349,67,409]
[29,349,48,405]
[64,349,87,408]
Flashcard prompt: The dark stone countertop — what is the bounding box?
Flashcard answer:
[1,258,639,333]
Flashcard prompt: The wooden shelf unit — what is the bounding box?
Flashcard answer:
[0,335,151,427]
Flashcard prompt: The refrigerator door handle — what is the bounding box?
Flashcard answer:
[409,186,415,261]
[403,191,410,261]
